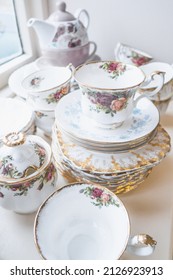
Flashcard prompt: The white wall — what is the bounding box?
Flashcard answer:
[48,0,173,63]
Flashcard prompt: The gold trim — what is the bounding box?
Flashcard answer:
[34,182,131,260]
[3,132,25,147]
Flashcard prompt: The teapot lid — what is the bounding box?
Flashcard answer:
[0,132,49,182]
[48,1,76,22]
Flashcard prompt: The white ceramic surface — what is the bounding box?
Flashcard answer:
[0,97,35,139]
[22,67,72,110]
[140,62,173,88]
[34,183,130,260]
[140,62,173,101]
[55,89,159,145]
[8,63,39,99]
[28,1,89,50]
[73,61,164,127]
[114,42,153,66]
[0,130,58,214]
[0,132,48,181]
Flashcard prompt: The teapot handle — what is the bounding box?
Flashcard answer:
[75,9,90,29]
[134,71,165,106]
[127,234,157,256]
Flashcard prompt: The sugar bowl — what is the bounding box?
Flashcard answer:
[0,132,57,214]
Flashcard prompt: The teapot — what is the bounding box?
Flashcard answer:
[28,1,90,51]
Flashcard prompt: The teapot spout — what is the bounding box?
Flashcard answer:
[27,18,56,47]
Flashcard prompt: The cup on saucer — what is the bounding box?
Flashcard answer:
[72,61,165,129]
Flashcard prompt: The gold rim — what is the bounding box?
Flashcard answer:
[74,60,146,91]
[34,182,130,260]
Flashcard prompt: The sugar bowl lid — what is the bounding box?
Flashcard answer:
[48,1,76,22]
[0,132,50,182]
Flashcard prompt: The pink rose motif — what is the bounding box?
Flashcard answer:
[132,57,148,66]
[23,182,31,188]
[91,188,103,198]
[110,97,127,111]
[46,172,52,181]
[108,62,119,72]
[0,192,4,198]
[101,193,110,203]
[39,147,45,156]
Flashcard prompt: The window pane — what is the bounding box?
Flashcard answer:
[0,0,23,65]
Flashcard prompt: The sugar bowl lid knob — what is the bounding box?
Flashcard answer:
[3,132,26,147]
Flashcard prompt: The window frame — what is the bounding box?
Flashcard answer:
[0,0,49,89]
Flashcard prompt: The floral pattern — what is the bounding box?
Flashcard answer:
[99,62,126,80]
[33,143,46,166]
[83,90,128,116]
[80,185,119,209]
[130,51,151,66]
[0,163,56,197]
[0,155,23,179]
[45,86,69,104]
[35,111,48,119]
[30,76,44,88]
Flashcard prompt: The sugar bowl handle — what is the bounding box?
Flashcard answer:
[127,234,157,256]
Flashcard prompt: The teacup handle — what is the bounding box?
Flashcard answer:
[75,9,90,29]
[134,71,165,106]
[127,234,157,256]
[85,42,97,62]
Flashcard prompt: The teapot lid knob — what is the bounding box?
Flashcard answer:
[56,1,66,12]
[3,132,25,147]
[48,1,76,22]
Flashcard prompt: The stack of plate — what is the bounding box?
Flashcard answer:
[52,90,171,194]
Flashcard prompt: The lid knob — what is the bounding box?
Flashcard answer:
[56,1,66,12]
[3,132,26,147]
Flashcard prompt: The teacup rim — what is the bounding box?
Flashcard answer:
[73,60,146,91]
[21,67,72,93]
[34,182,131,260]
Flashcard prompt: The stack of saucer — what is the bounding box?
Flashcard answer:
[52,90,171,194]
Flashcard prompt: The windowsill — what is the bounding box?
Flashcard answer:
[0,53,36,89]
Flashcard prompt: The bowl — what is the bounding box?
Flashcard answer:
[34,182,157,259]
[0,132,57,214]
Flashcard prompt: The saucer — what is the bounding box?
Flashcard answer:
[55,89,160,145]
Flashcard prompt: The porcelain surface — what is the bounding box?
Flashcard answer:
[22,67,72,110]
[0,98,35,140]
[55,89,159,145]
[34,183,130,260]
[54,125,170,174]
[28,1,89,51]
[73,61,164,126]
[114,42,153,66]
[8,62,39,99]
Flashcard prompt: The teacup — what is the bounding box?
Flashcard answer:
[39,41,97,67]
[21,66,72,110]
[34,183,156,260]
[72,61,165,128]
